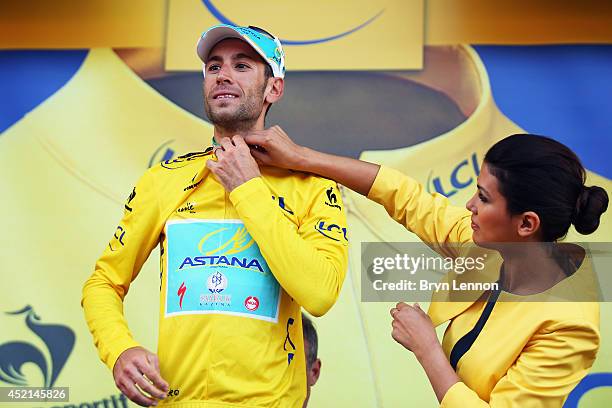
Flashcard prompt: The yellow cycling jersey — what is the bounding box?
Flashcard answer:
[82,148,348,407]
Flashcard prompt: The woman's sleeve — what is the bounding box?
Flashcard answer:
[441,319,600,408]
[367,165,473,254]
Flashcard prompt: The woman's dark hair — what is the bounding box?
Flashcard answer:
[484,134,608,241]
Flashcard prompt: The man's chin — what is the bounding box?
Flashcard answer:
[207,112,261,132]
[207,110,239,125]
[212,99,238,108]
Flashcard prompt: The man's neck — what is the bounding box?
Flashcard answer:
[212,121,265,144]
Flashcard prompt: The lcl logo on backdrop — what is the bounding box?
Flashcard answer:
[0,305,75,388]
[426,153,480,198]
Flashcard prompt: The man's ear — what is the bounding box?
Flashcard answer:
[265,77,284,104]
[307,358,321,386]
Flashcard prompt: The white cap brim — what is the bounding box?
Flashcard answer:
[197,26,267,65]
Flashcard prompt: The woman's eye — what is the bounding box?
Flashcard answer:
[478,194,488,203]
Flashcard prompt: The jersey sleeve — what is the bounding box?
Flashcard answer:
[441,319,600,408]
[367,165,473,257]
[81,169,163,371]
[229,176,348,317]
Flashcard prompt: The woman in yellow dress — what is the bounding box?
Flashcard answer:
[241,128,609,407]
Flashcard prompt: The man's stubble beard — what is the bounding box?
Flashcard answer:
[205,86,266,134]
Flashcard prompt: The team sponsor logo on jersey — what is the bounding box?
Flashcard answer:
[166,220,280,321]
[272,195,294,215]
[207,271,227,293]
[160,148,214,170]
[199,225,254,256]
[244,296,259,311]
[177,202,196,214]
[108,225,127,251]
[200,272,231,306]
[179,255,264,272]
[183,172,203,192]
[124,187,136,212]
[315,220,348,244]
[177,282,187,309]
[177,226,263,272]
[167,389,180,398]
[199,293,232,306]
[324,187,341,210]
[283,317,296,365]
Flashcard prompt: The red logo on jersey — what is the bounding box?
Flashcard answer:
[178,282,187,309]
[244,296,259,311]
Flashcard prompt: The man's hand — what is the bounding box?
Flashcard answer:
[113,346,169,407]
[390,303,440,360]
[243,126,308,171]
[207,135,261,192]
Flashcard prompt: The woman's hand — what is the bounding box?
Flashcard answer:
[390,302,440,359]
[245,125,379,196]
[391,303,460,403]
[243,126,309,171]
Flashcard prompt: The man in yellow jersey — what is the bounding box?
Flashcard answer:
[82,24,348,407]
